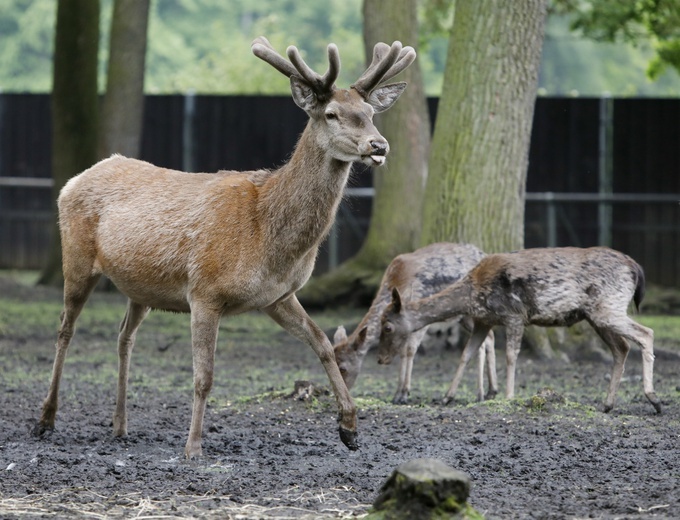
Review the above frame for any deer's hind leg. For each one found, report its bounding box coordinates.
[113,299,150,436]
[36,269,101,435]
[592,317,660,413]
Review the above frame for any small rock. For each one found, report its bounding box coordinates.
[288,380,328,401]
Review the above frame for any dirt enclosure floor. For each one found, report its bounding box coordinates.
[1,274,680,519]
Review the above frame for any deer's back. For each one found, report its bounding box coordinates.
[469,247,641,326]
[362,243,485,337]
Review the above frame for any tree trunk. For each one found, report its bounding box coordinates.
[421,0,548,254]
[98,0,150,159]
[298,0,430,308]
[38,0,100,286]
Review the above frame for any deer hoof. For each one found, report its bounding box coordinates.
[339,427,359,451]
[485,390,498,400]
[32,419,55,437]
[392,394,408,405]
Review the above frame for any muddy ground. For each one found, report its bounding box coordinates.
[1,274,679,519]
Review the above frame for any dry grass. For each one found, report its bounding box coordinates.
[0,487,371,519]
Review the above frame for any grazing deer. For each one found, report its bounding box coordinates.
[333,242,497,404]
[379,246,662,414]
[34,37,416,458]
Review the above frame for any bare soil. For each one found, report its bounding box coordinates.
[1,275,679,519]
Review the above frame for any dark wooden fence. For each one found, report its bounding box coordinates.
[1,94,678,287]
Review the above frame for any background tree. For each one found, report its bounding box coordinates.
[298,0,431,307]
[421,0,548,253]
[420,0,553,358]
[98,0,151,159]
[39,0,151,286]
[38,0,100,286]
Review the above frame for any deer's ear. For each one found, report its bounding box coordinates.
[290,75,318,111]
[367,82,407,113]
[333,325,347,345]
[391,287,403,313]
[354,326,368,350]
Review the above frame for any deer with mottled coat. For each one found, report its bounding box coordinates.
[34,37,416,458]
[379,246,661,414]
[334,242,497,404]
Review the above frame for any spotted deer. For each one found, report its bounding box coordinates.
[34,37,416,458]
[379,246,661,413]
[334,242,497,404]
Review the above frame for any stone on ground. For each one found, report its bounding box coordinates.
[367,458,482,519]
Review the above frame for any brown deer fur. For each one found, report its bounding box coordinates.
[379,246,661,414]
[333,243,497,404]
[35,37,416,458]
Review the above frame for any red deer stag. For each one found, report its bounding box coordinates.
[34,37,416,458]
[379,247,661,414]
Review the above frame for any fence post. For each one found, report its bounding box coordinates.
[183,89,196,172]
[545,192,557,247]
[598,95,613,246]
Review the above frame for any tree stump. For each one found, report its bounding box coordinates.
[368,458,481,519]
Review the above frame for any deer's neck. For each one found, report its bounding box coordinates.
[406,279,472,331]
[354,284,397,352]
[260,122,351,261]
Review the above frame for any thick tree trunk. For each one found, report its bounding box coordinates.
[38,0,100,286]
[421,1,551,357]
[421,0,548,254]
[98,0,150,159]
[299,0,430,308]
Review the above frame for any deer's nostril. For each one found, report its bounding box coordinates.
[371,141,388,154]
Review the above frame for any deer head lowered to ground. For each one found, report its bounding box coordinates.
[333,242,497,404]
[34,37,416,458]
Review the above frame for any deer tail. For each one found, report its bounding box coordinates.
[633,261,646,312]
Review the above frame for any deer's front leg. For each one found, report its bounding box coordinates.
[185,304,221,459]
[265,295,358,450]
[483,330,498,400]
[442,323,492,405]
[504,322,525,399]
[393,329,426,404]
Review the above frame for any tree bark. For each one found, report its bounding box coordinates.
[298,0,430,308]
[98,0,150,159]
[421,0,548,254]
[38,0,100,286]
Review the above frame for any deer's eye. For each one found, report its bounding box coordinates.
[383,323,393,334]
[325,111,338,120]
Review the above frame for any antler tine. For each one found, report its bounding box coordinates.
[320,43,340,92]
[251,36,298,78]
[380,46,416,84]
[351,41,405,98]
[287,43,340,95]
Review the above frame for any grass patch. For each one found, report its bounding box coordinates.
[636,315,680,347]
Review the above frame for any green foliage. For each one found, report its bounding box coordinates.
[553,0,680,81]
[0,1,57,91]
[540,13,680,95]
[637,315,680,346]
